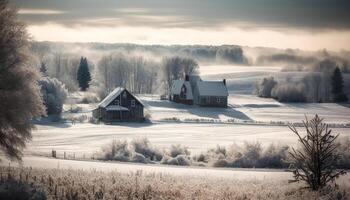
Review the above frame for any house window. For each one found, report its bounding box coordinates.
[123,91,127,98]
[206,96,210,103]
[131,100,135,107]
[115,99,120,105]
[217,97,221,103]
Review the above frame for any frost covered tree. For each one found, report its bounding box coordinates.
[77,57,91,91]
[331,67,348,102]
[163,56,198,93]
[288,115,346,190]
[255,77,277,98]
[0,1,45,160]
[39,77,68,115]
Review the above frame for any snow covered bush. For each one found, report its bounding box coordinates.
[271,82,307,102]
[100,140,131,161]
[131,138,163,161]
[169,144,190,158]
[255,77,277,98]
[39,77,68,115]
[131,152,147,163]
[161,154,191,166]
[195,142,289,168]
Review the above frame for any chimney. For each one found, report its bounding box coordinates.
[223,79,226,85]
[185,74,189,81]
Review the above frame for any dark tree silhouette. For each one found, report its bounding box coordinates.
[0,1,44,160]
[331,67,348,102]
[288,115,346,191]
[77,57,91,91]
[39,61,47,76]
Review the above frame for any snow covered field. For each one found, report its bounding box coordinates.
[2,156,291,181]
[23,65,350,157]
[6,64,347,175]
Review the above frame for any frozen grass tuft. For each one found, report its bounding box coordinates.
[1,166,349,200]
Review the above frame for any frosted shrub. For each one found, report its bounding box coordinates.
[258,144,289,168]
[255,77,277,98]
[169,144,190,158]
[131,138,163,161]
[100,140,131,161]
[161,155,191,166]
[39,77,68,115]
[271,82,307,102]
[131,153,147,163]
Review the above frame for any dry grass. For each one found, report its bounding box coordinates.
[0,166,349,200]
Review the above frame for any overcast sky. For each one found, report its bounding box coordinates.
[10,0,350,51]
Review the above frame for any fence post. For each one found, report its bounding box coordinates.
[52,150,56,158]
[64,152,66,159]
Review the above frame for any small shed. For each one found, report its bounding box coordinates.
[169,80,194,105]
[92,87,144,122]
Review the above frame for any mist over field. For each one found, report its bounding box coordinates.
[1,1,350,199]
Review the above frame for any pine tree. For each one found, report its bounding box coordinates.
[331,67,348,102]
[288,115,346,191]
[40,61,47,76]
[77,57,91,91]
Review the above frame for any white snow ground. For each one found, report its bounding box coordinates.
[3,64,349,176]
[1,156,291,181]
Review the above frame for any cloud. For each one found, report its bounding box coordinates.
[18,9,66,15]
[12,0,350,30]
[27,24,350,51]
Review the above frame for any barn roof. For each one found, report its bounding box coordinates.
[98,87,144,108]
[170,80,193,100]
[196,81,228,97]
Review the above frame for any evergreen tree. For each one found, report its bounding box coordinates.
[331,67,348,102]
[77,57,91,91]
[40,61,47,76]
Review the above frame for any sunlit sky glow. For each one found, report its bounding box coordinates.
[11,0,350,51]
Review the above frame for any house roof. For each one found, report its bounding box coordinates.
[98,87,144,108]
[170,80,193,100]
[98,87,124,108]
[170,80,184,95]
[106,105,129,111]
[196,81,228,97]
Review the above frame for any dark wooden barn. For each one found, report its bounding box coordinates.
[92,87,144,122]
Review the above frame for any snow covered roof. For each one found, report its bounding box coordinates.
[196,81,228,97]
[98,87,124,108]
[106,105,129,111]
[183,82,193,100]
[170,80,184,95]
[170,80,193,100]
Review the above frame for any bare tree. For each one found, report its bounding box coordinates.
[0,1,45,160]
[288,115,346,190]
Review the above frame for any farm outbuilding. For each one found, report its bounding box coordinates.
[93,87,144,122]
[169,80,194,105]
[170,75,228,107]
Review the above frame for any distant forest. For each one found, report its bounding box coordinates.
[29,42,350,97]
